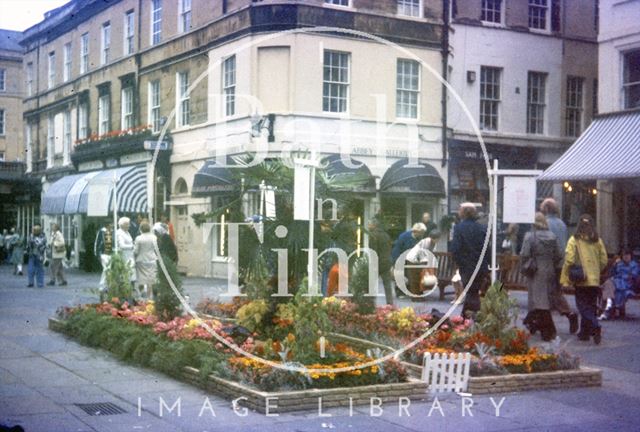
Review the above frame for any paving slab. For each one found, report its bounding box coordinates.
[1,265,640,432]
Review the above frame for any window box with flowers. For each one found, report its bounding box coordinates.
[71,125,172,165]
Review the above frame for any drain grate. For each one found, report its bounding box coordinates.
[74,402,127,416]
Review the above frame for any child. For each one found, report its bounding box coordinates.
[603,249,639,319]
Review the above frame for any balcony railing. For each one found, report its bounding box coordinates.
[71,125,172,165]
[0,161,26,181]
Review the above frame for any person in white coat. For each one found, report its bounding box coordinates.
[116,217,137,285]
[47,223,67,286]
[134,221,158,299]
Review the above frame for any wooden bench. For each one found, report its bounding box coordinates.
[433,252,525,298]
[434,252,457,300]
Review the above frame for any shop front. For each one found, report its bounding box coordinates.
[540,109,640,253]
[40,128,171,269]
[448,140,538,216]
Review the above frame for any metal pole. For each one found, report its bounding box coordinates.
[491,158,499,284]
[308,156,316,292]
[113,172,118,253]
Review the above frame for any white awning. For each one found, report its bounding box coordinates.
[41,165,148,215]
[540,110,640,181]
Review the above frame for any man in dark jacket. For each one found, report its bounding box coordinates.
[368,218,393,305]
[451,203,489,318]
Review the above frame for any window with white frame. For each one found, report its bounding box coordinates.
[80,33,89,74]
[0,68,5,91]
[481,0,503,24]
[151,0,162,45]
[565,76,584,137]
[149,80,161,132]
[222,55,236,117]
[0,152,4,161]
[98,94,110,135]
[48,51,56,88]
[0,109,4,135]
[63,43,72,82]
[121,87,134,129]
[623,49,640,109]
[47,116,54,167]
[527,71,547,134]
[63,110,71,165]
[592,79,598,117]
[528,0,549,30]
[124,10,135,55]
[26,62,33,96]
[78,103,88,139]
[179,0,192,33]
[398,0,421,17]
[177,71,190,127]
[324,0,350,6]
[101,22,111,65]
[323,50,350,113]
[25,124,32,172]
[396,59,420,119]
[479,66,501,131]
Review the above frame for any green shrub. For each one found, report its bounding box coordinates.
[105,253,132,301]
[475,282,519,343]
[349,256,376,315]
[155,254,183,320]
[61,309,228,380]
[291,280,333,364]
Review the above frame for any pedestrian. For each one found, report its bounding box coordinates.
[422,212,438,238]
[520,213,563,341]
[540,198,579,334]
[405,230,441,299]
[502,223,519,255]
[162,213,175,242]
[0,228,6,264]
[134,221,158,299]
[8,227,24,275]
[129,214,142,239]
[153,222,178,263]
[451,202,489,318]
[26,225,47,288]
[47,224,67,286]
[116,217,137,285]
[391,223,426,297]
[94,221,114,294]
[601,248,639,320]
[560,214,608,344]
[367,218,394,305]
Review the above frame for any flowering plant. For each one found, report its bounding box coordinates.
[74,125,152,146]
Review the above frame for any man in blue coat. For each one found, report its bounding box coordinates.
[451,203,489,318]
[391,223,426,297]
[392,223,426,264]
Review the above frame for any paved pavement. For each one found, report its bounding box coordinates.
[1,265,640,431]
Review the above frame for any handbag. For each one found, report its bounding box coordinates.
[568,239,586,283]
[520,231,538,277]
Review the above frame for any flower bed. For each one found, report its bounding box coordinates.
[321,297,581,377]
[53,299,410,393]
[49,299,429,413]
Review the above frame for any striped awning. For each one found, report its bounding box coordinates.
[540,110,640,181]
[41,165,148,215]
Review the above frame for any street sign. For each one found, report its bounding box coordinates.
[293,165,311,221]
[87,182,111,216]
[503,176,537,223]
[143,140,171,151]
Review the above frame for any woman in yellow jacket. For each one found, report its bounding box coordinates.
[560,214,608,344]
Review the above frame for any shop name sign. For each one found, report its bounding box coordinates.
[143,140,172,151]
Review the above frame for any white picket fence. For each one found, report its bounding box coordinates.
[421,352,472,394]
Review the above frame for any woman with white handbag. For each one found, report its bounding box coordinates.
[47,223,67,286]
